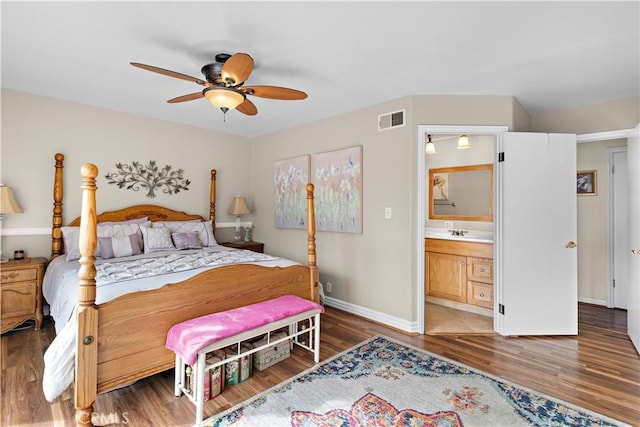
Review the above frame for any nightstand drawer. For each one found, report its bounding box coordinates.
[1,267,38,283]
[1,281,37,317]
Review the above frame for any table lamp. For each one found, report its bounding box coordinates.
[0,185,24,262]
[227,196,250,241]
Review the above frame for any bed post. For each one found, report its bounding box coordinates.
[306,183,320,303]
[210,169,217,232]
[51,153,65,259]
[75,164,99,427]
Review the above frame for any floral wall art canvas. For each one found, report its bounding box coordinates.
[274,155,310,229]
[314,146,363,233]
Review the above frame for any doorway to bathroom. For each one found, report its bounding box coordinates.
[418,126,580,337]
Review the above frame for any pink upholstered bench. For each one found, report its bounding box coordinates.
[167,295,324,424]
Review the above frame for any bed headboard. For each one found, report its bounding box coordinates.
[68,205,205,226]
[51,153,217,259]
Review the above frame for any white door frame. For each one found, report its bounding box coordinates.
[416,125,508,335]
[577,129,636,309]
[608,146,628,308]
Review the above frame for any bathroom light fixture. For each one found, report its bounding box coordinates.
[425,134,436,154]
[227,195,251,241]
[204,87,246,116]
[457,135,471,150]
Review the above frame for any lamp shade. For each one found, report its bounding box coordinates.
[425,134,436,154]
[227,196,250,216]
[0,186,23,214]
[204,87,246,111]
[457,135,471,150]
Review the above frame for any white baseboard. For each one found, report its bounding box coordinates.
[578,296,608,306]
[323,296,418,334]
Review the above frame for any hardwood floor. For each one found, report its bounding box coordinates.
[1,303,638,426]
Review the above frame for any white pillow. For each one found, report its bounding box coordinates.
[61,221,151,261]
[202,220,218,246]
[61,226,81,262]
[97,221,150,255]
[152,220,218,247]
[140,227,175,253]
[98,234,142,259]
[172,232,203,250]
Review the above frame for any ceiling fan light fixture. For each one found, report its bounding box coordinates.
[425,134,436,154]
[203,87,246,111]
[457,135,471,150]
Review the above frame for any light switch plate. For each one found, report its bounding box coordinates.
[384,207,392,219]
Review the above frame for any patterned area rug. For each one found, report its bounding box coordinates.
[203,335,628,427]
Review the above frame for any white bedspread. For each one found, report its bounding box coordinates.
[43,246,294,334]
[41,245,298,401]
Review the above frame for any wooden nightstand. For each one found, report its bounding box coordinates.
[220,241,264,253]
[1,257,47,334]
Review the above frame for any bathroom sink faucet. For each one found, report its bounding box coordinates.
[450,230,466,236]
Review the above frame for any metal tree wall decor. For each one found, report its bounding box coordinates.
[105,161,190,198]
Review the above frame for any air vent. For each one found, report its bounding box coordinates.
[378,109,406,131]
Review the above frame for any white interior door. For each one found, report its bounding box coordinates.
[496,132,577,336]
[612,150,629,309]
[627,124,640,352]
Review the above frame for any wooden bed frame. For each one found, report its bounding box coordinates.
[49,153,319,426]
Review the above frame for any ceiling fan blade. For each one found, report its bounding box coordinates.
[243,85,308,100]
[221,53,254,86]
[131,62,208,86]
[236,98,258,116]
[167,92,204,103]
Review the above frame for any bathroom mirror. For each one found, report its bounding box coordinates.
[428,163,493,222]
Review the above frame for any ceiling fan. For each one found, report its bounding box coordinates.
[131,53,307,118]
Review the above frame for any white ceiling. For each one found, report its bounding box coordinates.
[2,1,638,138]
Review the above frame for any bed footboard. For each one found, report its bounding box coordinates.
[96,264,313,392]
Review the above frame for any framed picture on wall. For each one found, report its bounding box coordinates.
[274,155,310,229]
[314,145,363,233]
[576,170,597,195]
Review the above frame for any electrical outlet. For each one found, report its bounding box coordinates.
[326,282,332,293]
[444,221,454,230]
[384,207,392,219]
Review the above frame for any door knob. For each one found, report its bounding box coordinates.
[565,241,577,248]
[632,249,640,255]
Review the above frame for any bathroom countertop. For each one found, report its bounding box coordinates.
[425,228,493,244]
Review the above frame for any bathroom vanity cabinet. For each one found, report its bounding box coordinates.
[425,238,493,309]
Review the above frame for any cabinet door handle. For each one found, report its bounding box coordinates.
[479,268,485,272]
[479,293,485,297]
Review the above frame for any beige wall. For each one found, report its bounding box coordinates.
[531,96,639,134]
[1,89,251,258]
[251,95,521,324]
[576,139,627,303]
